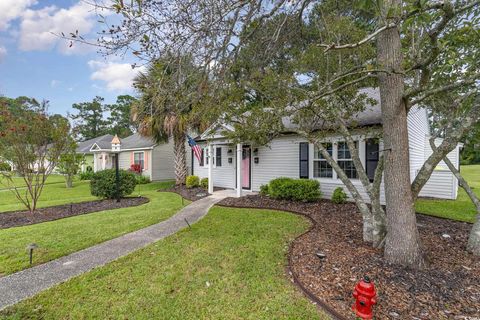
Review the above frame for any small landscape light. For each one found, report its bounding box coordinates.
[27,243,38,265]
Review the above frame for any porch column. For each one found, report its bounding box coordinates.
[208,143,214,194]
[102,152,106,170]
[236,143,242,197]
[93,154,97,172]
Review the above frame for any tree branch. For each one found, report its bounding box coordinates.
[319,23,397,52]
[408,72,480,106]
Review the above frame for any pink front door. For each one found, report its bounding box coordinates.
[242,147,251,189]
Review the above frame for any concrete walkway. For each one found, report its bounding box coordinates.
[0,190,234,310]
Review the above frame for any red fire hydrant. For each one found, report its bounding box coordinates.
[352,276,377,319]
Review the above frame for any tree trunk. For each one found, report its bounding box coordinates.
[377,1,425,268]
[313,140,375,243]
[339,124,387,246]
[66,174,73,188]
[434,143,480,255]
[469,218,480,256]
[173,133,188,185]
[370,156,387,248]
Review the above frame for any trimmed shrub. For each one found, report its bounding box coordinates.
[135,174,151,185]
[259,184,269,196]
[331,187,348,204]
[90,169,137,199]
[186,175,200,188]
[79,171,94,180]
[200,177,208,189]
[268,177,321,202]
[0,162,11,172]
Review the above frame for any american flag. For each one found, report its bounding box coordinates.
[187,135,202,164]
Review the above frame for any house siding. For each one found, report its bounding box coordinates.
[118,150,152,179]
[193,106,460,202]
[193,145,236,188]
[193,135,387,204]
[418,137,459,200]
[407,106,430,182]
[251,136,307,190]
[151,141,176,181]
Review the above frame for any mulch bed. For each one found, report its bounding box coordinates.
[218,195,480,320]
[0,197,149,229]
[160,185,224,201]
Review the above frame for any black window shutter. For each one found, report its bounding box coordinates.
[216,147,222,167]
[200,149,204,167]
[365,139,379,182]
[299,142,309,179]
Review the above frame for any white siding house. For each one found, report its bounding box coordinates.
[192,102,461,202]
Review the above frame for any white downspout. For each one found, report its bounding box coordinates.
[93,153,97,172]
[236,143,242,197]
[208,143,213,194]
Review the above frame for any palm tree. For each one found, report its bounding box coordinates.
[132,56,206,185]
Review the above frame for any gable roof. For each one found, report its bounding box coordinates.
[282,88,382,131]
[119,133,157,149]
[76,134,114,153]
[197,87,382,141]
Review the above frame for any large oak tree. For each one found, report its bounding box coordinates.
[69,0,480,268]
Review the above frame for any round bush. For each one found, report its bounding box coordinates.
[90,169,137,199]
[200,177,208,189]
[186,175,200,188]
[268,177,321,202]
[331,187,348,204]
[259,184,269,196]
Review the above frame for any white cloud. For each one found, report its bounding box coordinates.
[18,2,97,53]
[0,0,37,31]
[0,46,7,62]
[88,60,146,91]
[50,79,61,88]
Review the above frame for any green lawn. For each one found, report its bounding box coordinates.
[1,206,325,319]
[0,174,68,190]
[0,181,182,276]
[0,180,96,213]
[416,164,480,223]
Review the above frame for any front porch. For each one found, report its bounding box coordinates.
[203,142,254,198]
[92,152,116,172]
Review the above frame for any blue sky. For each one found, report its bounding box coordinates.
[0,0,143,116]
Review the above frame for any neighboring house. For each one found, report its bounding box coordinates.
[193,90,461,202]
[80,133,188,181]
[76,134,114,172]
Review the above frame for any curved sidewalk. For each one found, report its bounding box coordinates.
[0,190,234,310]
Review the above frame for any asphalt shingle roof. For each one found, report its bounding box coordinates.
[281,87,382,130]
[119,133,157,149]
[76,134,114,153]
[197,88,382,141]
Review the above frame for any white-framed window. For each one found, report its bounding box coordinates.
[337,141,358,179]
[134,152,145,170]
[215,147,222,167]
[313,143,333,178]
[204,148,209,165]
